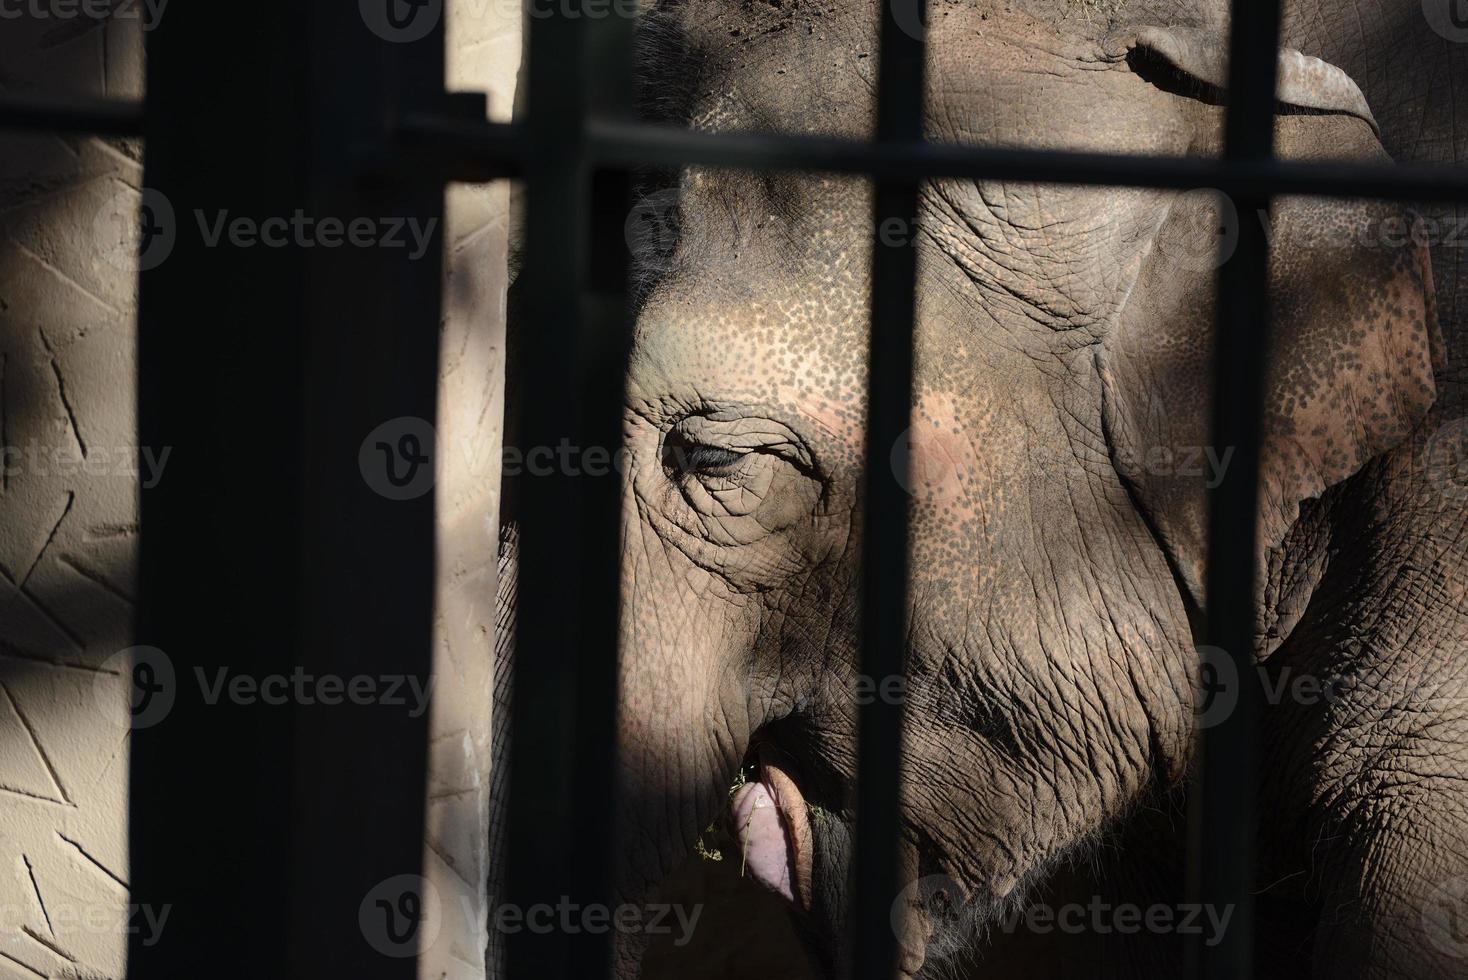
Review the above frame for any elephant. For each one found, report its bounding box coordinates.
[492,0,1468,977]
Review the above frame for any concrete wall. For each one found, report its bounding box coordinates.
[0,7,517,977]
[1,13,146,978]
[421,2,521,976]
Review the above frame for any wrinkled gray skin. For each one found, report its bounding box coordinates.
[493,1,1468,977]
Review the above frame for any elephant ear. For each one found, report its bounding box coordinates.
[1102,26,1380,135]
[1099,31,1442,609]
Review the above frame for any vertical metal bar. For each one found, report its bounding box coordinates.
[853,0,925,977]
[570,158,634,974]
[503,1,624,978]
[1190,2,1282,978]
[133,3,442,977]
[132,9,304,974]
[569,10,637,980]
[290,4,445,978]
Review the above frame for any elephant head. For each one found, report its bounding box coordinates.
[496,2,1441,976]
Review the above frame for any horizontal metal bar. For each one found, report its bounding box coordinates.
[393,114,524,181]
[399,113,1468,203]
[588,121,1468,201]
[2,92,1460,204]
[0,93,144,136]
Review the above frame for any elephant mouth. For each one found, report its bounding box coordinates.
[727,744,814,911]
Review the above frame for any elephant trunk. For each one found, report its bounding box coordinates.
[488,520,760,978]
[486,523,516,978]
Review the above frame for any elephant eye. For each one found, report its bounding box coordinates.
[651,412,823,529]
[661,428,748,480]
[672,443,745,477]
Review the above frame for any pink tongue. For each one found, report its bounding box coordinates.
[729,779,796,901]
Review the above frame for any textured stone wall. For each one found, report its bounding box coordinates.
[421,1,521,975]
[0,7,517,977]
[1,13,147,978]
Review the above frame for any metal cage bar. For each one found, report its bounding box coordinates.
[0,92,144,135]
[502,1,608,977]
[129,3,443,979]
[13,104,1468,202]
[1189,3,1283,978]
[852,0,926,977]
[389,114,1468,201]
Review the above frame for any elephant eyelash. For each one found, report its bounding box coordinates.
[661,430,749,479]
[680,445,746,475]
